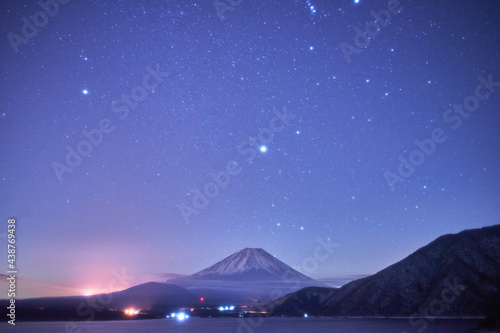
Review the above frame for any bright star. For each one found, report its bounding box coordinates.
[260,146,267,153]
[306,0,317,14]
[309,46,314,51]
[354,0,360,3]
[82,89,88,95]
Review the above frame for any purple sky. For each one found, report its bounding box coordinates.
[1,0,499,298]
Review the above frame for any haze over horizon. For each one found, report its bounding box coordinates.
[1,0,499,299]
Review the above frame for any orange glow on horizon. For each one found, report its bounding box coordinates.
[81,287,117,296]
[80,288,127,296]
[83,290,96,296]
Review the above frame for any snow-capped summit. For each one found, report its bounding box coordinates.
[190,247,314,281]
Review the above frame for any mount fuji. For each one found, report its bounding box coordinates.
[189,248,314,282]
[168,248,323,303]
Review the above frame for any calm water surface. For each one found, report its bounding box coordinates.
[0,317,483,333]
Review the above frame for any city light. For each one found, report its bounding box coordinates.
[168,312,189,321]
[218,305,235,311]
[124,308,139,316]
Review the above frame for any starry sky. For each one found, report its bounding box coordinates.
[1,0,499,298]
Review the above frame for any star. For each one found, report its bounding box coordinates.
[82,89,89,95]
[306,0,317,14]
[260,146,267,153]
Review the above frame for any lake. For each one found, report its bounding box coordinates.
[0,317,483,332]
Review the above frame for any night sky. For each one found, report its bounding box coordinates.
[1,0,499,298]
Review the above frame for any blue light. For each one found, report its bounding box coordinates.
[169,312,189,321]
[219,305,236,311]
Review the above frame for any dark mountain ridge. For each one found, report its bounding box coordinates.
[270,224,500,317]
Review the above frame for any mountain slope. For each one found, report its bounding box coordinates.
[107,282,198,308]
[190,248,314,282]
[269,286,338,316]
[270,224,500,317]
